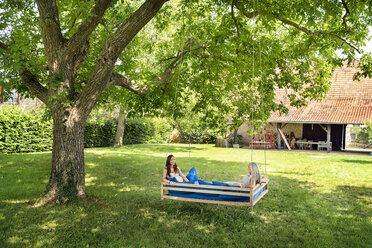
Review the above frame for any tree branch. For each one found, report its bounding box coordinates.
[65,0,113,58]
[0,41,9,51]
[109,48,186,95]
[109,72,141,94]
[0,41,48,104]
[77,0,168,116]
[19,70,49,105]
[231,0,240,37]
[36,0,64,71]
[234,3,361,53]
[341,0,350,31]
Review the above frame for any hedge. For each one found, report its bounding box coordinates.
[0,105,53,153]
[84,117,171,147]
[0,106,214,153]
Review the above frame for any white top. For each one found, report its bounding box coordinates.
[242,174,252,187]
[225,174,252,187]
[169,172,183,182]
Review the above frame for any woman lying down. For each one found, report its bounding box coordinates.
[163,155,263,188]
[224,162,261,188]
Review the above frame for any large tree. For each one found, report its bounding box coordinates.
[1,0,371,201]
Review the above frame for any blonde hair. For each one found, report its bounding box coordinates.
[249,162,261,184]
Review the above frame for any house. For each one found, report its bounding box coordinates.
[0,88,43,109]
[237,64,372,152]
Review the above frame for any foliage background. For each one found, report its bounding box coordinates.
[0,106,221,153]
[0,106,53,153]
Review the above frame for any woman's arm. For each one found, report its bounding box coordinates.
[250,176,256,187]
[243,176,255,188]
[178,168,189,182]
[162,168,169,183]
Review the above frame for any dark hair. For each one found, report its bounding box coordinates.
[165,155,178,177]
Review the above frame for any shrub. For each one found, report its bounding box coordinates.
[179,127,218,144]
[0,105,53,153]
[123,119,154,144]
[84,118,117,148]
[355,120,372,144]
[146,117,172,144]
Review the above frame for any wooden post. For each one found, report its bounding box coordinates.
[277,123,282,150]
[327,124,331,153]
[278,128,291,151]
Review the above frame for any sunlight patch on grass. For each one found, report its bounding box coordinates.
[259,215,273,224]
[91,227,101,233]
[8,236,23,244]
[40,220,58,231]
[85,174,97,186]
[3,199,29,204]
[35,238,53,248]
[86,162,99,168]
[194,224,213,234]
[118,185,144,192]
[139,208,155,219]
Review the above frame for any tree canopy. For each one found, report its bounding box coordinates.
[0,0,371,200]
[1,0,372,127]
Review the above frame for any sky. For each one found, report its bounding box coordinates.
[362,26,372,53]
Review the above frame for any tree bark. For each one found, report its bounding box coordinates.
[233,129,238,144]
[114,107,126,147]
[44,106,87,200]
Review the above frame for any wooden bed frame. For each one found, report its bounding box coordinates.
[161,177,269,208]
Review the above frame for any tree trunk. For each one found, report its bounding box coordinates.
[233,129,238,144]
[44,107,87,200]
[114,107,126,147]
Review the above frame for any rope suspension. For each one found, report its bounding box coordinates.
[250,0,256,163]
[166,16,187,157]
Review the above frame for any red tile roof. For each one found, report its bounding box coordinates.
[269,66,372,124]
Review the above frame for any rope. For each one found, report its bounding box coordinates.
[259,22,267,176]
[166,16,187,157]
[188,38,192,165]
[250,0,256,162]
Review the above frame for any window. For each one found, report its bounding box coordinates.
[350,133,356,140]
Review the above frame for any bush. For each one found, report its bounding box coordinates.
[179,127,218,144]
[355,120,372,144]
[0,105,53,153]
[123,118,171,144]
[146,117,172,144]
[84,117,171,147]
[123,119,154,145]
[84,118,117,148]
[0,106,174,153]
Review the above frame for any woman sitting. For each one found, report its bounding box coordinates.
[225,162,261,188]
[162,155,189,183]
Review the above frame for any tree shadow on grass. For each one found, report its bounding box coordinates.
[339,159,372,165]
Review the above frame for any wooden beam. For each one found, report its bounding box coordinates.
[277,123,282,149]
[319,124,327,132]
[278,128,291,150]
[327,124,331,153]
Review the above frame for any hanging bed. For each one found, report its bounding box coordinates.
[161,177,269,207]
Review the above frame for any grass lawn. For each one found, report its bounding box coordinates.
[0,144,371,248]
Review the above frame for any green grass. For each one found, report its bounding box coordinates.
[0,144,371,248]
